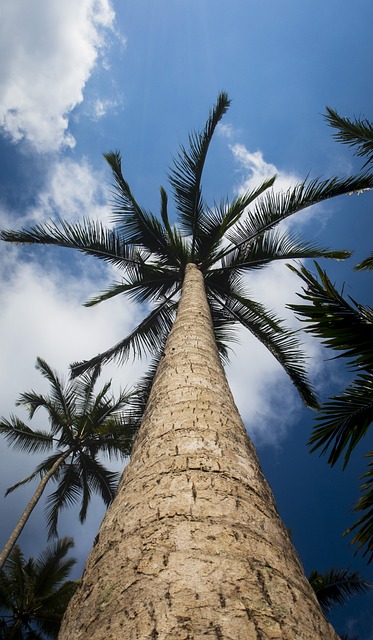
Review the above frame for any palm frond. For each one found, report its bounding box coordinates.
[225,174,373,255]
[288,262,373,373]
[5,451,70,496]
[84,264,179,308]
[197,176,276,266]
[105,151,176,261]
[209,288,318,408]
[169,92,230,257]
[0,218,146,276]
[71,297,178,377]
[0,539,77,638]
[78,453,119,519]
[355,251,373,271]
[218,232,350,275]
[309,567,371,614]
[45,463,82,538]
[70,366,102,417]
[325,107,373,168]
[0,417,53,455]
[346,452,373,563]
[91,416,138,458]
[309,374,373,468]
[34,537,76,596]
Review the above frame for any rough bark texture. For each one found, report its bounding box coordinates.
[59,263,339,639]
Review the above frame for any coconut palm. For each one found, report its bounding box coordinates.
[0,357,136,571]
[0,537,78,639]
[2,93,372,637]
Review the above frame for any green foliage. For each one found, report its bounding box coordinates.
[0,357,136,538]
[2,93,372,409]
[289,262,373,561]
[0,537,78,639]
[309,567,371,615]
[287,106,373,563]
[325,107,373,169]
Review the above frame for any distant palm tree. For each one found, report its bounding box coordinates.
[0,357,135,571]
[2,93,371,638]
[0,537,78,639]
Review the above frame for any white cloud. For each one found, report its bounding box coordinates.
[91,97,121,120]
[0,0,117,152]
[29,157,112,223]
[230,143,299,196]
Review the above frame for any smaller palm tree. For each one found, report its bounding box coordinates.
[0,537,78,639]
[0,357,136,570]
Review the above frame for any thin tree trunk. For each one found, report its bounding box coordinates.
[0,449,71,570]
[59,263,339,639]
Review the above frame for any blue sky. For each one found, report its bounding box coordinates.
[1,0,373,636]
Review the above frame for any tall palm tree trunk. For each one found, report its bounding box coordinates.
[0,449,71,571]
[58,263,338,639]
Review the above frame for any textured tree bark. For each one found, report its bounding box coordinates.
[58,263,339,639]
[0,449,71,571]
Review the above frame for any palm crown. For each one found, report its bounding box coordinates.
[0,537,78,639]
[0,357,135,538]
[2,93,373,409]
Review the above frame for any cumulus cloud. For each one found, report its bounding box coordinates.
[28,157,112,224]
[231,144,296,190]
[0,0,117,152]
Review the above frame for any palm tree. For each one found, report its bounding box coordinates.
[0,537,78,639]
[2,93,372,637]
[0,357,136,571]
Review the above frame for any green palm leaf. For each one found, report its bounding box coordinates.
[1,218,146,276]
[71,297,178,376]
[198,177,277,266]
[288,262,373,373]
[346,452,373,563]
[214,290,318,408]
[309,374,373,468]
[0,417,53,455]
[169,92,230,257]
[224,175,373,256]
[0,538,78,638]
[45,463,82,538]
[355,251,373,271]
[309,567,371,614]
[325,107,373,168]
